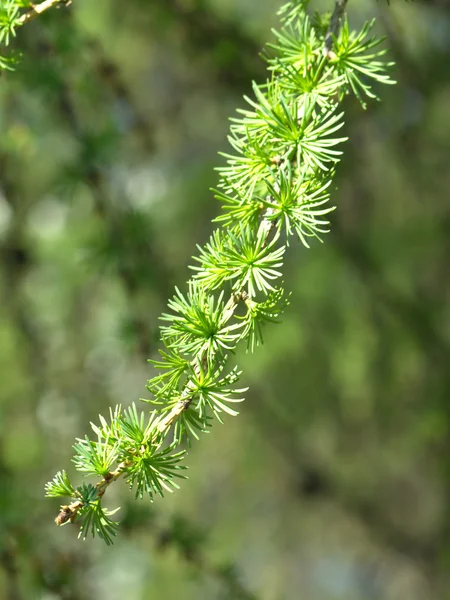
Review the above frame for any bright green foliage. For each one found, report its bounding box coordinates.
[76,484,120,546]
[192,227,285,295]
[160,285,242,361]
[44,0,394,544]
[239,287,291,352]
[45,470,76,498]
[122,443,187,501]
[331,18,396,107]
[72,435,120,477]
[186,361,247,421]
[0,0,24,70]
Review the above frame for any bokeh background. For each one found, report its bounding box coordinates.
[0,0,449,598]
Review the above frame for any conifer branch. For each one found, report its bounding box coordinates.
[45,0,395,544]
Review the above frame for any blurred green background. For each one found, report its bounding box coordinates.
[0,0,449,598]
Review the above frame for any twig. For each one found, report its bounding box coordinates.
[323,0,349,57]
[18,0,71,26]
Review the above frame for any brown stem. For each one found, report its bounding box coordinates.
[18,0,72,26]
[323,0,349,57]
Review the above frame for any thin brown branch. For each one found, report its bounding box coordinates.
[323,0,349,57]
[18,0,71,26]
